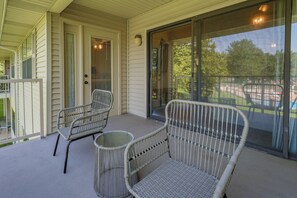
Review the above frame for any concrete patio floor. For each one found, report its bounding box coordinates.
[0,114,296,198]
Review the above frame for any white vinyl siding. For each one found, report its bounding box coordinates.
[10,14,48,136]
[50,13,61,133]
[127,0,245,117]
[49,4,128,133]
[61,3,128,113]
[35,15,47,134]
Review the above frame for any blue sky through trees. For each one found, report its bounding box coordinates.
[212,24,297,54]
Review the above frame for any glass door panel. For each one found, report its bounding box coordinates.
[64,33,76,108]
[289,0,297,155]
[83,26,119,115]
[150,23,192,119]
[91,38,111,92]
[199,1,285,151]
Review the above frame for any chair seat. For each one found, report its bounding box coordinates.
[58,126,102,140]
[57,127,72,140]
[132,159,218,198]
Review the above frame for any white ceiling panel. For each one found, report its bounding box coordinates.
[0,39,20,45]
[3,23,32,33]
[0,0,64,59]
[0,48,13,60]
[6,7,43,25]
[73,0,175,18]
[1,34,24,42]
[0,0,174,60]
[8,0,49,13]
[21,0,54,8]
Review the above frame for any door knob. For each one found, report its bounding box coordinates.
[84,81,88,84]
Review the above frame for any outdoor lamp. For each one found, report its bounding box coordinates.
[134,35,142,46]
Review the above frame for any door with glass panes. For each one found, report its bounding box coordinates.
[83,27,119,116]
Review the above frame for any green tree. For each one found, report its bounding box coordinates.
[172,39,229,99]
[173,43,192,98]
[0,61,4,76]
[261,53,277,76]
[226,39,266,76]
[291,52,297,76]
[201,39,228,98]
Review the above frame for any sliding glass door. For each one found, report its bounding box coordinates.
[198,1,285,151]
[148,0,297,157]
[289,0,297,156]
[150,23,192,119]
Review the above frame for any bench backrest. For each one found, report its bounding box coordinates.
[165,100,248,179]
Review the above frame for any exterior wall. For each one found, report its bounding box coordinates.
[50,13,60,133]
[35,15,47,134]
[49,4,127,133]
[127,0,246,117]
[10,15,47,137]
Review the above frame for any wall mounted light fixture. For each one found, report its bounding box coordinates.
[134,35,142,46]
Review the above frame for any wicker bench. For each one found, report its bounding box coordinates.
[124,99,248,198]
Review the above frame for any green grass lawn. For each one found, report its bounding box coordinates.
[0,142,12,148]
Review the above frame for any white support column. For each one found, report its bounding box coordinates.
[45,12,52,136]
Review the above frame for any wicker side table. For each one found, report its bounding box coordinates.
[94,131,134,198]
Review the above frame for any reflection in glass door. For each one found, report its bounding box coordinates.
[289,0,297,156]
[149,0,291,153]
[91,38,111,92]
[150,23,192,119]
[199,1,285,151]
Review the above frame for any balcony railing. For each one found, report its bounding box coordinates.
[0,78,44,146]
[174,75,297,110]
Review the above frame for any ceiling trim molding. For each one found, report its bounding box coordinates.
[0,0,7,41]
[50,0,73,13]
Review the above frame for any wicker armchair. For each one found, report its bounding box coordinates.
[53,89,113,173]
[124,99,248,198]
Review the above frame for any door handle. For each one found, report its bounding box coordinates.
[84,81,88,84]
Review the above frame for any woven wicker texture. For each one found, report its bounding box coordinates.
[54,89,113,173]
[125,100,249,198]
[57,89,113,140]
[133,159,218,198]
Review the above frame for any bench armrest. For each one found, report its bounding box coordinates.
[124,126,169,196]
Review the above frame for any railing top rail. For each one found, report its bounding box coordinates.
[205,75,281,78]
[0,79,43,83]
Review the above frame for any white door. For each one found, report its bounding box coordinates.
[83,26,120,116]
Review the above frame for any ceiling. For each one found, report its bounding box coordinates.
[0,0,175,61]
[0,0,73,61]
[73,0,175,19]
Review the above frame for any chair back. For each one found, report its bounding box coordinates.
[91,89,113,111]
[164,100,248,179]
[243,83,283,109]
